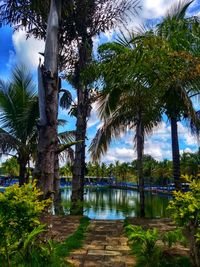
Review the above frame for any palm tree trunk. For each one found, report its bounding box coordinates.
[34,0,61,198]
[136,114,145,217]
[171,117,181,190]
[54,151,63,214]
[70,37,92,215]
[19,160,27,186]
[71,87,88,215]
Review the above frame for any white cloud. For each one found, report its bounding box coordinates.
[141,0,178,18]
[0,154,12,164]
[120,0,181,33]
[102,147,136,163]
[180,147,195,154]
[87,102,100,129]
[9,30,45,70]
[94,119,199,163]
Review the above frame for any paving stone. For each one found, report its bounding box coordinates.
[67,258,84,267]
[106,245,130,251]
[84,244,105,250]
[66,220,136,266]
[83,260,103,267]
[70,249,87,255]
[91,240,109,246]
[83,255,105,261]
[88,249,122,256]
[70,254,86,260]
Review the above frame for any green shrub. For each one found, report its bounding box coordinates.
[0,182,51,266]
[124,222,190,267]
[168,176,200,267]
[162,228,187,248]
[125,224,161,267]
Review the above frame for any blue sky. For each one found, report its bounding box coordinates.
[0,0,200,163]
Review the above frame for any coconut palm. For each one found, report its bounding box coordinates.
[0,66,38,185]
[0,66,76,189]
[89,39,163,217]
[0,0,141,211]
[156,0,200,189]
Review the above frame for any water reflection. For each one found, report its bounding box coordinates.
[61,187,171,220]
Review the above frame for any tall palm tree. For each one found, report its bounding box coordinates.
[0,0,140,211]
[156,0,200,189]
[0,66,38,185]
[0,66,76,191]
[89,40,162,217]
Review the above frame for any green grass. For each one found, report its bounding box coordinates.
[49,216,90,267]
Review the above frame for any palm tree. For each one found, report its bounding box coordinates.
[0,0,140,211]
[181,151,200,177]
[1,157,19,178]
[156,0,200,189]
[89,40,162,217]
[0,66,38,185]
[0,66,76,192]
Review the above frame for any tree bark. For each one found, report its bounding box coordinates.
[19,159,27,186]
[54,151,63,214]
[136,113,145,218]
[70,37,93,215]
[186,221,200,267]
[71,86,88,215]
[171,117,182,191]
[34,0,61,198]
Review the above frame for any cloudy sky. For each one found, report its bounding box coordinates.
[0,0,200,163]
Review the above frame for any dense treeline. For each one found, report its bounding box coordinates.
[58,149,200,185]
[1,148,199,185]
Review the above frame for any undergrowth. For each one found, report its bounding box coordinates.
[124,219,190,267]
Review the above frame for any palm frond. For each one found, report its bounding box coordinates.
[0,128,19,154]
[59,146,74,163]
[166,0,194,20]
[58,130,76,144]
[60,90,72,110]
[89,109,132,161]
[0,66,38,161]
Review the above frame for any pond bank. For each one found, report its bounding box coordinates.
[110,185,172,195]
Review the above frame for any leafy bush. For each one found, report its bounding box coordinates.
[124,224,161,267]
[168,176,200,267]
[124,221,190,267]
[0,182,51,266]
[162,228,187,248]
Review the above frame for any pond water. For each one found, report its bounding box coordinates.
[61,187,171,220]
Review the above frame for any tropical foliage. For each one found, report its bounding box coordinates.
[1,157,19,178]
[168,176,200,266]
[89,0,200,204]
[0,66,38,185]
[124,221,190,267]
[0,182,51,266]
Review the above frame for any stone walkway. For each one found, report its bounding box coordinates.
[67,220,136,267]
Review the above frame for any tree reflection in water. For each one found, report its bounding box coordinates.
[61,188,170,219]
